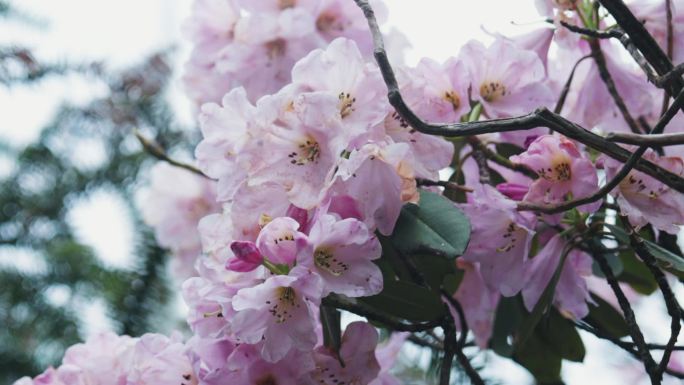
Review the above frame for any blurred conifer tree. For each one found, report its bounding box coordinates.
[0,2,194,381]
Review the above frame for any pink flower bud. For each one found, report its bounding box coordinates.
[227,241,262,272]
[496,183,529,201]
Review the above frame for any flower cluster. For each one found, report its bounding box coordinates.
[14,333,197,385]
[182,0,399,105]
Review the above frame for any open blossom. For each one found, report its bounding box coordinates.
[461,38,554,119]
[140,162,219,280]
[603,150,684,233]
[310,322,381,385]
[453,260,500,347]
[402,57,470,123]
[14,333,196,385]
[522,233,593,319]
[511,134,600,212]
[230,267,322,362]
[183,0,399,104]
[368,332,408,385]
[327,142,407,235]
[290,37,388,147]
[460,185,535,296]
[298,213,382,297]
[220,342,315,385]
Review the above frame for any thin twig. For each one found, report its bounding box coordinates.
[134,130,211,179]
[555,54,593,114]
[469,136,538,179]
[622,217,682,375]
[589,38,642,134]
[468,137,492,185]
[440,319,457,385]
[576,321,684,379]
[662,0,675,115]
[557,19,623,39]
[607,131,684,146]
[322,293,442,332]
[416,178,474,192]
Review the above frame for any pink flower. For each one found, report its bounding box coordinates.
[496,182,529,201]
[522,234,592,319]
[310,322,381,385]
[403,57,470,123]
[368,332,408,385]
[511,135,600,212]
[230,267,322,362]
[460,185,535,296]
[186,336,236,385]
[140,162,219,280]
[327,142,407,235]
[196,87,260,201]
[230,181,293,241]
[182,0,240,105]
[126,333,197,385]
[461,39,554,119]
[223,343,315,385]
[298,213,382,297]
[453,260,500,348]
[290,38,388,148]
[256,216,307,266]
[62,332,135,385]
[603,150,684,233]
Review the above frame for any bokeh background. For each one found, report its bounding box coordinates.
[2,1,674,384]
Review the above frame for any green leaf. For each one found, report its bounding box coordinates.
[410,253,457,291]
[359,280,444,322]
[390,189,470,259]
[643,240,684,272]
[490,296,526,357]
[618,250,658,295]
[607,224,684,273]
[538,309,585,362]
[584,293,630,339]
[514,331,563,384]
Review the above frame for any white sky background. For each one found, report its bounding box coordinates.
[1,1,681,384]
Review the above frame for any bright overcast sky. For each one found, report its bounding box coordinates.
[1,1,674,384]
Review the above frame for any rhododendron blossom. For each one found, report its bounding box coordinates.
[512,134,600,211]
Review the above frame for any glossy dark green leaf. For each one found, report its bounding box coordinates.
[538,309,585,362]
[490,296,526,357]
[411,253,457,291]
[584,293,630,339]
[514,331,563,384]
[359,280,444,322]
[390,189,470,259]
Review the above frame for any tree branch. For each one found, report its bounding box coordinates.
[592,252,661,384]
[322,293,442,332]
[607,131,684,146]
[134,130,211,179]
